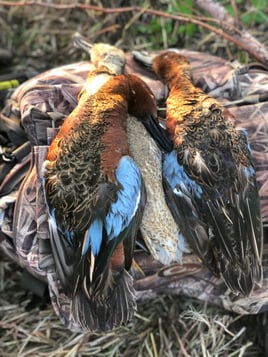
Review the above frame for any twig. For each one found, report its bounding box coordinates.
[230,0,240,27]
[194,0,268,65]
[0,1,268,65]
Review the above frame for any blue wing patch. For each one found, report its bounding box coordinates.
[43,156,142,262]
[105,156,142,240]
[163,150,203,198]
[83,218,103,256]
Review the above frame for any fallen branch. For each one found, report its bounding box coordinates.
[195,0,268,66]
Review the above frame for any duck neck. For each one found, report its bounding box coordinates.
[165,75,212,145]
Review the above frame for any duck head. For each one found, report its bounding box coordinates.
[153,51,192,86]
[73,32,126,75]
[91,43,126,74]
[133,50,192,84]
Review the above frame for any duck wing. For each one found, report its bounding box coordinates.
[163,150,217,270]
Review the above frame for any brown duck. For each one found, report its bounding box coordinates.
[151,51,263,296]
[42,42,160,331]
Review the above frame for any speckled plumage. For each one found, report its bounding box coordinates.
[153,51,263,296]
[43,43,158,331]
[127,116,188,265]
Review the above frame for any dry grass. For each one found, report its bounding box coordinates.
[0,1,267,356]
[0,254,265,356]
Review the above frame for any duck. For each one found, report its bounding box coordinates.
[143,50,263,296]
[42,40,161,331]
[127,115,188,264]
[73,32,187,265]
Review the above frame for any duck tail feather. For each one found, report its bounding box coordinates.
[71,269,136,332]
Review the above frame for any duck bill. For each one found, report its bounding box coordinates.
[72,32,92,55]
[143,115,173,152]
[132,51,154,70]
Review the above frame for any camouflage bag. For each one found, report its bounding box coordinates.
[0,50,268,331]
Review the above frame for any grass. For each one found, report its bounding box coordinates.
[0,256,264,356]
